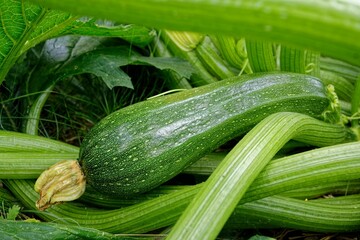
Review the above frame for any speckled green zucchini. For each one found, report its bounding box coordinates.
[79,72,336,196]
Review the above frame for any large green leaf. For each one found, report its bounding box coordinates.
[34,44,194,89]
[57,46,136,89]
[0,0,66,83]
[27,35,113,92]
[0,0,154,85]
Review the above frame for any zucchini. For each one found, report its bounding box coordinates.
[80,72,334,195]
[35,72,338,209]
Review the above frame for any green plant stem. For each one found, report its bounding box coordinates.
[211,36,250,74]
[2,140,360,204]
[160,31,217,86]
[320,70,354,102]
[183,152,228,175]
[80,185,187,208]
[24,85,54,136]
[194,36,235,79]
[280,46,305,73]
[320,57,360,83]
[3,113,358,234]
[0,130,78,153]
[167,112,351,240]
[0,152,77,179]
[311,193,360,205]
[279,180,360,199]
[305,51,320,77]
[246,40,276,72]
[227,195,360,232]
[351,75,360,129]
[79,178,360,209]
[29,0,360,66]
[4,179,360,233]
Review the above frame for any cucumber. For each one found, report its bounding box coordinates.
[78,72,335,196]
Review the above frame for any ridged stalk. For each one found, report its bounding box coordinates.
[194,36,236,79]
[0,130,78,153]
[4,139,360,233]
[351,75,360,135]
[320,57,360,83]
[160,30,217,86]
[211,36,251,74]
[3,140,360,206]
[0,152,77,179]
[29,0,360,66]
[24,85,54,136]
[280,48,320,77]
[227,195,360,232]
[279,180,360,199]
[246,40,276,72]
[167,112,352,240]
[320,70,354,102]
[3,113,358,234]
[305,51,320,77]
[280,46,306,73]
